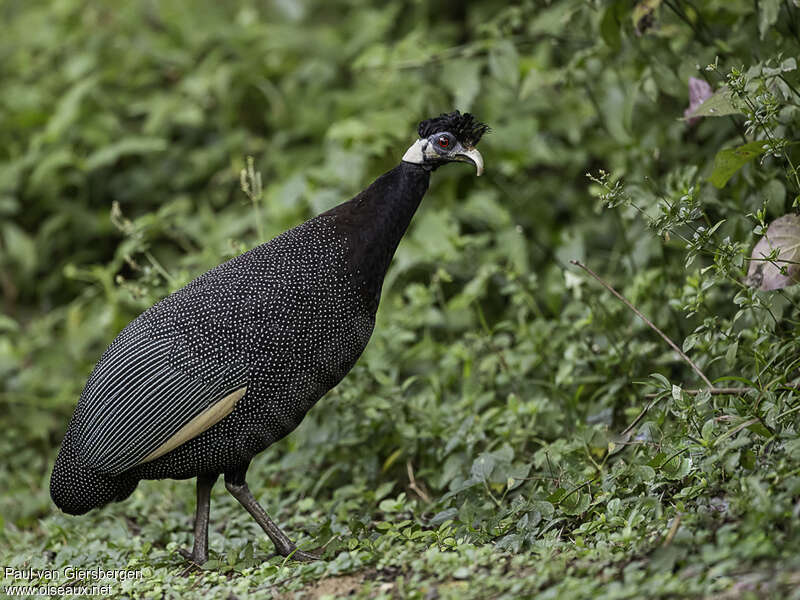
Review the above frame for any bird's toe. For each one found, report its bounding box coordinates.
[282,547,322,562]
[177,547,207,565]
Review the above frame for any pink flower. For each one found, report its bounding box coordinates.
[684,77,713,125]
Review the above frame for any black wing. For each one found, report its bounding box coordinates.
[73,327,248,476]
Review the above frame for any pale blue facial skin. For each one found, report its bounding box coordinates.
[404,132,484,175]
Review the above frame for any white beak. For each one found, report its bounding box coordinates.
[455,147,484,176]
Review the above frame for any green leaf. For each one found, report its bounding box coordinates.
[1,223,37,276]
[661,456,692,480]
[702,419,715,441]
[650,373,671,390]
[547,487,567,504]
[725,340,738,367]
[746,422,772,438]
[374,481,395,501]
[600,4,621,51]
[0,314,19,333]
[488,40,519,89]
[685,87,741,119]
[43,76,98,140]
[709,141,769,188]
[85,137,167,171]
[441,59,482,111]
[382,447,403,472]
[759,0,781,39]
[471,453,496,481]
[532,500,555,519]
[560,491,591,516]
[633,465,656,483]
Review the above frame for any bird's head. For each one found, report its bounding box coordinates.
[402,111,489,176]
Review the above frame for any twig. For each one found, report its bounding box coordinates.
[713,417,761,446]
[644,387,747,398]
[644,385,800,398]
[559,476,599,504]
[406,460,431,503]
[619,394,665,438]
[610,392,670,456]
[570,260,713,388]
[319,535,342,550]
[663,514,682,547]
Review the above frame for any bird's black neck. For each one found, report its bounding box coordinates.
[324,161,431,307]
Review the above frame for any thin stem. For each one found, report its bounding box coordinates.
[782,0,800,45]
[570,259,713,388]
[644,384,800,398]
[559,476,599,504]
[737,91,800,194]
[144,250,174,283]
[713,417,762,446]
[779,73,800,100]
[406,460,431,503]
[663,0,708,43]
[663,514,682,547]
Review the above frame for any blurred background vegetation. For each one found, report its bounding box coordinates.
[2,0,800,597]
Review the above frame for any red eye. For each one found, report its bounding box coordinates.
[438,136,450,148]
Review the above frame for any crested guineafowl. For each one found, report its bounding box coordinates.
[50,111,489,563]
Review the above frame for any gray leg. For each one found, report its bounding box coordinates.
[179,473,217,565]
[224,471,319,562]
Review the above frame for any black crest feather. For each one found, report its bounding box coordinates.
[418,111,489,147]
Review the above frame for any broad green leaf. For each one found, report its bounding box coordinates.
[2,222,37,276]
[633,465,656,483]
[600,4,621,51]
[547,487,567,504]
[561,491,591,515]
[488,40,519,89]
[650,373,671,390]
[43,76,98,140]
[725,340,738,367]
[684,87,740,119]
[0,314,19,333]
[471,453,496,481]
[441,59,482,111]
[708,141,769,188]
[702,419,715,441]
[532,500,555,519]
[661,456,692,480]
[747,422,772,438]
[85,137,167,171]
[759,0,781,39]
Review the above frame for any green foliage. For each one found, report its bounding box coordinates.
[2,0,800,598]
[709,141,770,188]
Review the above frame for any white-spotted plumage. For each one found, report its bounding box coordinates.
[49,113,487,559]
[51,214,375,514]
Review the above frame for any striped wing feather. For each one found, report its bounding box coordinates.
[74,329,248,476]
